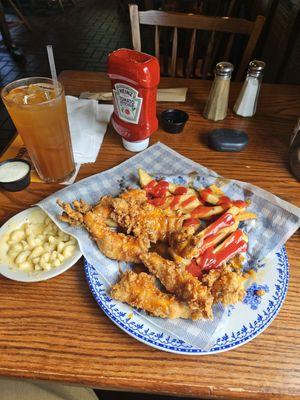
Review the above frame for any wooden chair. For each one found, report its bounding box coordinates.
[129,4,265,80]
[2,0,33,31]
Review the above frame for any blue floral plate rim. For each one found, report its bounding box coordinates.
[84,246,289,354]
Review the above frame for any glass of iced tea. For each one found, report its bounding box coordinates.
[1,77,75,183]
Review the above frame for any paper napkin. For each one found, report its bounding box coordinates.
[66,96,113,164]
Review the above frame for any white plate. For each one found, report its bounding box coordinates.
[84,247,289,354]
[0,206,82,282]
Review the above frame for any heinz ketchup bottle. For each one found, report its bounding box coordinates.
[108,49,160,152]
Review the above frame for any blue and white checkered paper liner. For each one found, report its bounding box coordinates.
[38,142,300,350]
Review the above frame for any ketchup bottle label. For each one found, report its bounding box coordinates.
[113,83,143,125]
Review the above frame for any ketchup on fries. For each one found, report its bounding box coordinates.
[138,168,256,278]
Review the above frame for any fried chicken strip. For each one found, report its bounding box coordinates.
[111,270,201,320]
[58,189,184,247]
[202,264,246,306]
[58,197,150,262]
[140,252,213,318]
[111,194,184,242]
[95,230,149,263]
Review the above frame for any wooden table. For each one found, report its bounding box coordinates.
[0,71,299,400]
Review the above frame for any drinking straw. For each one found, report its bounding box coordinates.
[46,45,59,95]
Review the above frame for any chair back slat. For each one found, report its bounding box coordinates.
[129,4,141,51]
[202,31,216,79]
[186,29,196,78]
[223,33,235,60]
[155,25,160,60]
[236,15,265,80]
[170,27,178,77]
[227,0,237,16]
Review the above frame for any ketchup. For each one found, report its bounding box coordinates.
[174,186,188,195]
[197,230,247,271]
[148,197,166,206]
[145,180,169,198]
[191,204,230,218]
[233,200,247,208]
[217,196,231,205]
[169,195,181,209]
[107,49,160,151]
[151,181,169,198]
[145,180,157,193]
[186,260,202,278]
[183,218,199,227]
[204,212,235,237]
[181,196,197,207]
[200,188,213,202]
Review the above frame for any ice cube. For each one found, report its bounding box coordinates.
[5,87,27,105]
[5,84,55,105]
[28,84,55,102]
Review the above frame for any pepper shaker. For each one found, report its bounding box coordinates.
[203,62,234,122]
[233,60,266,117]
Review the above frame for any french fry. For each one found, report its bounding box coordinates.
[214,230,248,253]
[182,220,239,264]
[210,184,224,195]
[182,218,201,229]
[159,194,201,213]
[199,184,225,204]
[200,198,247,219]
[180,196,201,212]
[196,206,240,240]
[197,230,248,270]
[186,204,228,219]
[236,212,257,221]
[198,221,239,255]
[179,207,242,258]
[138,168,154,187]
[199,189,220,205]
[169,183,198,196]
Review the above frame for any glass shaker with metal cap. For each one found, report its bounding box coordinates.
[233,60,266,117]
[203,61,234,122]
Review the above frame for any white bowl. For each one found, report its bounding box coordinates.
[0,206,82,282]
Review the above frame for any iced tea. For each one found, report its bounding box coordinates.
[1,77,75,183]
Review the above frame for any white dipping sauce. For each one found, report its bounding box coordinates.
[0,161,30,182]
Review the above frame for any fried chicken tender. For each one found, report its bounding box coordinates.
[95,230,149,263]
[119,188,148,203]
[140,252,213,318]
[111,270,200,320]
[202,264,246,305]
[58,196,150,262]
[111,195,184,242]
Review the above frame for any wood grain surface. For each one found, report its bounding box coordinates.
[0,71,299,400]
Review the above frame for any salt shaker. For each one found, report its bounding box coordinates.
[203,62,234,122]
[233,60,266,117]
